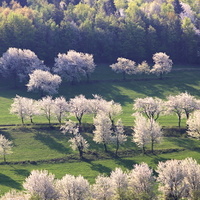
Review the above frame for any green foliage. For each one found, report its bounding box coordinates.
[0,0,200,64]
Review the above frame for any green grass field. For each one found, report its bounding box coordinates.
[1,63,200,195]
[0,64,200,126]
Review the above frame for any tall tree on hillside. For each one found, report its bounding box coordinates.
[110,57,137,80]
[61,120,89,159]
[0,134,13,162]
[187,110,200,139]
[68,94,90,129]
[38,96,54,125]
[133,97,164,121]
[133,114,163,154]
[53,50,96,83]
[53,96,69,124]
[27,70,62,96]
[156,159,187,200]
[23,170,59,200]
[93,112,113,152]
[55,174,90,199]
[10,95,39,124]
[128,163,156,200]
[151,52,173,80]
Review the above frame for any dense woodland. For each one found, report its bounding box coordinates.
[0,0,200,64]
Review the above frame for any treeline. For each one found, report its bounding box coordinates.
[0,0,200,64]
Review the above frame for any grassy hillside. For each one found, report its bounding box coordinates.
[0,64,200,126]
[1,64,200,195]
[1,126,200,195]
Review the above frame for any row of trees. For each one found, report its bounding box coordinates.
[0,0,199,64]
[9,92,200,157]
[10,92,200,128]
[0,48,173,90]
[2,157,200,200]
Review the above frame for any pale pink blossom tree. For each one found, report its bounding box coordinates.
[133,114,163,153]
[178,92,199,119]
[55,174,90,200]
[53,96,69,124]
[151,52,173,79]
[68,94,90,129]
[53,50,96,83]
[187,110,200,139]
[156,159,187,200]
[128,162,156,199]
[133,96,164,121]
[38,96,55,125]
[0,134,13,162]
[110,57,137,80]
[10,95,39,124]
[111,119,127,156]
[109,168,128,200]
[61,120,89,159]
[166,95,185,128]
[91,175,113,200]
[182,157,200,199]
[93,112,113,152]
[27,70,62,96]
[0,47,47,87]
[23,170,59,200]
[0,190,30,200]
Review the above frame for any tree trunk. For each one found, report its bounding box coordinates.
[30,116,33,124]
[178,114,181,128]
[151,139,154,154]
[104,143,108,152]
[21,117,25,126]
[115,139,119,156]
[142,145,146,155]
[3,154,6,163]
[78,148,83,159]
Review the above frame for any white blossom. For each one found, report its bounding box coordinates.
[0,134,13,162]
[128,163,155,199]
[110,57,137,80]
[187,110,200,139]
[68,95,90,127]
[23,170,59,200]
[38,96,55,124]
[133,96,164,121]
[156,159,187,200]
[93,112,113,152]
[56,174,90,200]
[27,70,62,95]
[0,189,30,200]
[151,52,173,79]
[109,168,128,199]
[111,119,127,156]
[10,95,39,124]
[53,50,95,83]
[0,48,47,85]
[53,96,69,124]
[92,175,113,200]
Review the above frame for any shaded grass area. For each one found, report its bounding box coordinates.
[1,127,200,195]
[0,64,200,126]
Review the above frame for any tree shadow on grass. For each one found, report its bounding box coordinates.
[0,173,22,190]
[90,163,112,175]
[13,169,30,177]
[34,133,70,154]
[166,137,200,152]
[114,157,137,170]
